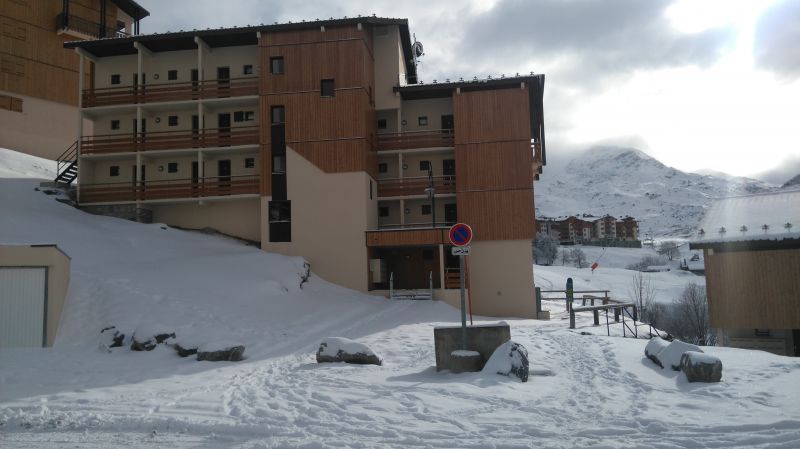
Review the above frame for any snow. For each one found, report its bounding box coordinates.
[683,350,721,365]
[658,340,703,371]
[317,337,376,358]
[481,341,519,374]
[2,147,800,447]
[451,349,480,357]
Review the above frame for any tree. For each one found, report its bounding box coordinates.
[629,271,656,322]
[533,234,559,265]
[571,248,588,268]
[669,283,714,345]
[560,247,572,266]
[657,240,681,261]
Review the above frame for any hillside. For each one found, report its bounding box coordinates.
[783,173,800,189]
[535,147,776,237]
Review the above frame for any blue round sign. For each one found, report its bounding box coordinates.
[449,223,473,246]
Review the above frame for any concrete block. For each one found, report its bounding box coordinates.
[434,323,511,372]
[537,311,551,320]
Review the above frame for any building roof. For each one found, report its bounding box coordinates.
[110,0,150,20]
[689,189,800,250]
[63,16,417,82]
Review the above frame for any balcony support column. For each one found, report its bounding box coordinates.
[76,50,84,203]
[195,36,210,82]
[400,199,405,226]
[397,153,403,179]
[438,243,445,293]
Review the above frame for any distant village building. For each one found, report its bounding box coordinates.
[537,214,640,247]
[689,190,800,357]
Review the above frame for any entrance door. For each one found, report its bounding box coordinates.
[218,113,231,147]
[191,69,199,98]
[443,159,455,187]
[441,114,454,133]
[794,330,800,356]
[444,203,457,225]
[0,268,46,347]
[192,115,200,147]
[217,66,230,97]
[218,159,231,194]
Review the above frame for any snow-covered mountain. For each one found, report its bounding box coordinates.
[782,173,800,189]
[535,146,776,237]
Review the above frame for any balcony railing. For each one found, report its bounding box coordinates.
[57,13,129,40]
[81,126,259,155]
[377,176,456,197]
[82,77,259,108]
[80,175,259,204]
[377,129,454,151]
[366,227,450,247]
[377,222,456,231]
[445,268,461,289]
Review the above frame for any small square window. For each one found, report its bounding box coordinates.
[378,163,388,173]
[167,70,178,80]
[109,165,120,177]
[244,111,255,121]
[418,116,428,126]
[271,106,285,124]
[420,160,431,171]
[110,74,121,85]
[270,57,284,75]
[243,64,253,75]
[272,155,286,173]
[167,162,178,173]
[168,115,178,126]
[111,119,120,130]
[421,204,432,215]
[378,206,389,217]
[377,118,387,130]
[234,111,245,122]
[321,79,335,97]
[245,157,255,168]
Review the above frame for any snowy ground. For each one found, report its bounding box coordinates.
[2,148,800,448]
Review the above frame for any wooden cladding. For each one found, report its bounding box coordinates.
[80,175,260,204]
[81,127,259,155]
[0,93,23,112]
[455,141,533,191]
[453,87,531,144]
[457,190,534,241]
[704,248,800,329]
[82,77,258,107]
[366,228,449,247]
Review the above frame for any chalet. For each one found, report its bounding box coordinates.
[689,190,800,356]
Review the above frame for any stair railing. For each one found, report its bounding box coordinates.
[55,140,79,181]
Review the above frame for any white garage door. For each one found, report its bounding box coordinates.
[0,267,46,348]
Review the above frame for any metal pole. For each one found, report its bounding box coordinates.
[535,286,542,314]
[460,254,467,350]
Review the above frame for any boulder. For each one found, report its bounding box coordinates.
[174,344,198,358]
[196,342,245,362]
[99,326,126,350]
[644,337,671,368]
[316,337,382,366]
[680,351,722,382]
[659,340,702,371]
[482,341,530,382]
[130,330,176,351]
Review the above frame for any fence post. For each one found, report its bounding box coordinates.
[614,307,620,322]
[632,306,638,321]
[535,287,542,314]
[569,308,576,329]
[593,309,600,326]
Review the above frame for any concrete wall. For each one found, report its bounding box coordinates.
[0,245,71,346]
[468,239,536,318]
[150,197,261,242]
[94,54,138,89]
[377,198,456,228]
[202,45,259,80]
[373,25,403,110]
[401,98,453,132]
[262,146,377,292]
[84,151,259,184]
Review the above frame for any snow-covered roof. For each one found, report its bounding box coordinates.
[690,189,800,246]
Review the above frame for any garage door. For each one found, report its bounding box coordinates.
[0,267,46,348]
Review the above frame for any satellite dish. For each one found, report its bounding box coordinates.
[413,41,424,58]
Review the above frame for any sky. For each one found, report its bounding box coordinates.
[135,0,800,183]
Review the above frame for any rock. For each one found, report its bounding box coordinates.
[482,341,530,382]
[99,326,126,351]
[130,330,176,351]
[174,344,198,358]
[644,337,671,368]
[659,340,702,371]
[680,351,722,382]
[196,343,245,362]
[316,337,382,366]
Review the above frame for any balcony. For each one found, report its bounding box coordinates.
[81,126,259,156]
[57,13,129,40]
[80,175,259,204]
[377,130,454,151]
[377,176,456,197]
[82,77,259,108]
[366,227,451,247]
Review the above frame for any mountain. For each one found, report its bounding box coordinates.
[534,146,776,237]
[781,173,800,189]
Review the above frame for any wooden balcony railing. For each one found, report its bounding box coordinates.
[377,176,456,197]
[80,175,259,204]
[82,77,259,107]
[57,13,129,40]
[445,268,461,289]
[377,129,454,151]
[81,126,259,155]
[366,227,450,247]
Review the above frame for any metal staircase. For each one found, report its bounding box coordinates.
[54,141,78,185]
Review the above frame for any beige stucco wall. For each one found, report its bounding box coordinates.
[94,54,138,89]
[377,151,456,180]
[0,245,71,346]
[0,92,90,161]
[373,25,403,110]
[261,146,377,292]
[203,45,259,80]
[401,98,453,132]
[150,197,261,242]
[467,239,536,318]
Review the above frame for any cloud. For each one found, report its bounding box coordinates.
[752,155,800,185]
[754,0,800,78]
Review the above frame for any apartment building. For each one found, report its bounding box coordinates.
[0,0,148,159]
[538,215,640,246]
[61,17,547,318]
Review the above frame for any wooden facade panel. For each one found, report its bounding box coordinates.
[455,141,533,191]
[453,87,531,144]
[704,248,800,329]
[262,90,370,142]
[366,228,448,247]
[457,189,534,241]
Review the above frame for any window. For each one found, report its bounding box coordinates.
[268,201,291,242]
[243,64,253,75]
[245,157,255,168]
[244,111,255,121]
[167,70,178,80]
[378,206,389,217]
[111,119,120,130]
[421,204,432,215]
[377,118,387,130]
[234,111,245,122]
[111,74,121,85]
[418,116,428,126]
[272,155,286,173]
[271,105,285,124]
[167,162,178,173]
[420,160,431,172]
[168,115,178,126]
[369,180,373,200]
[321,79,335,97]
[270,57,284,75]
[378,163,388,173]
[109,165,120,177]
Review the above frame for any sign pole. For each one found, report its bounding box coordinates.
[449,223,473,351]
[459,254,467,350]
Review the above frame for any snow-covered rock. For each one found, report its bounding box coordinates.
[130,327,176,351]
[644,337,671,368]
[680,351,722,383]
[196,341,245,362]
[98,326,127,351]
[483,341,530,382]
[658,340,703,371]
[316,337,382,365]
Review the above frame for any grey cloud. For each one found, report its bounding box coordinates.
[754,0,800,78]
[753,155,800,185]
